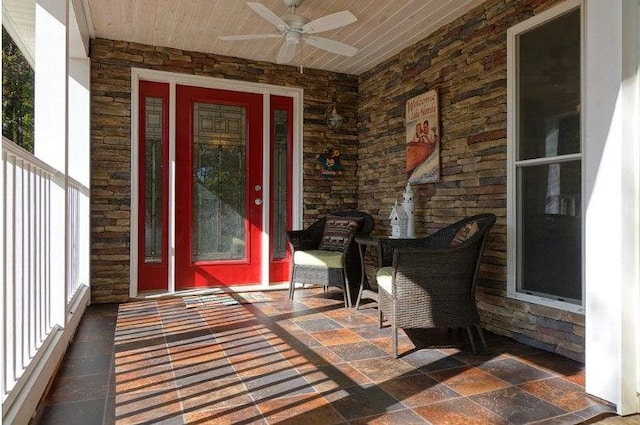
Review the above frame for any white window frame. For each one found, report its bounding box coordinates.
[506,0,585,314]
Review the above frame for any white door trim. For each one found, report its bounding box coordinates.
[130,68,304,297]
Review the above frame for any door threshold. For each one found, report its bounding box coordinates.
[134,282,290,300]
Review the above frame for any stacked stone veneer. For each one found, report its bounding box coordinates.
[90,39,359,303]
[358,0,584,361]
[90,0,586,360]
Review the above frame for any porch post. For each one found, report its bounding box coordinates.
[584,0,640,414]
[69,58,91,289]
[35,0,69,326]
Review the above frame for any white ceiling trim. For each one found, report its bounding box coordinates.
[3,0,93,64]
[3,0,36,67]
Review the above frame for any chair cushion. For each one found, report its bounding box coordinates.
[293,250,344,269]
[318,215,364,251]
[376,266,394,294]
[450,220,480,246]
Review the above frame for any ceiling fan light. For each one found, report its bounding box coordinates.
[285,31,301,44]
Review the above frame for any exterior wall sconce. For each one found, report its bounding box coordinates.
[327,103,343,131]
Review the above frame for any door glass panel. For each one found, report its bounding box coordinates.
[192,102,246,262]
[273,109,288,259]
[144,97,163,264]
[517,160,581,302]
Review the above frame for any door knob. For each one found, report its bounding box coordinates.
[255,198,263,206]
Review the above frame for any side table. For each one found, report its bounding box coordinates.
[354,235,381,309]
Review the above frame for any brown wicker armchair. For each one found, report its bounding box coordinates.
[287,211,374,307]
[377,213,496,357]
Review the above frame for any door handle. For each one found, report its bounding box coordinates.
[255,198,263,206]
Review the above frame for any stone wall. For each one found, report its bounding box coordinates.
[357,0,585,361]
[90,39,359,303]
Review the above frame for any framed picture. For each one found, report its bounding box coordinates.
[405,89,440,183]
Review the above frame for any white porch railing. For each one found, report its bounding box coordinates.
[67,176,90,303]
[2,137,91,423]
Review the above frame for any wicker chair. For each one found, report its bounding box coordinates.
[377,213,496,357]
[287,211,374,307]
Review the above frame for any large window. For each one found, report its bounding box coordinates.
[507,1,583,311]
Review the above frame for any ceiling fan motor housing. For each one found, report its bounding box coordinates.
[283,15,310,31]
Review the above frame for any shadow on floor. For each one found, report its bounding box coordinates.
[32,289,619,425]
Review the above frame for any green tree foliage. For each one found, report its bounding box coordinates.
[2,26,34,152]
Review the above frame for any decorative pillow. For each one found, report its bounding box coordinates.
[318,215,364,251]
[450,220,480,246]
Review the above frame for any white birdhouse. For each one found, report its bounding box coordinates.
[389,200,408,238]
[402,182,416,238]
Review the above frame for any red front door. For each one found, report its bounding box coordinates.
[175,85,263,288]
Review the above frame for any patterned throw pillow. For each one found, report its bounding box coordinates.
[450,220,480,246]
[318,215,364,251]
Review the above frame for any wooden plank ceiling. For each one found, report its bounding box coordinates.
[87,0,486,75]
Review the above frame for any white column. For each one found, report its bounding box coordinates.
[584,0,640,414]
[68,58,90,187]
[35,0,69,326]
[69,58,90,288]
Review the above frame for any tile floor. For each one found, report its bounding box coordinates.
[32,288,618,425]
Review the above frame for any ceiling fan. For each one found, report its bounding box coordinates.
[219,0,359,65]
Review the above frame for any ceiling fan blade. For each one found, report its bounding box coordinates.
[277,40,297,64]
[305,36,358,57]
[301,10,357,34]
[247,2,288,30]
[219,34,282,41]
